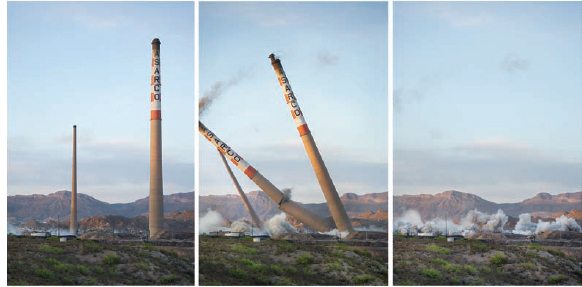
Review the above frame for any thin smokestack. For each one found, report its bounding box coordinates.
[269,54,354,233]
[199,122,332,232]
[70,125,78,235]
[218,150,263,229]
[149,38,164,238]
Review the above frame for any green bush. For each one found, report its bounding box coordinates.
[327,261,342,270]
[38,244,63,254]
[435,236,446,240]
[160,274,181,284]
[464,265,477,275]
[478,266,491,274]
[103,254,120,266]
[443,263,462,274]
[227,267,247,280]
[232,245,257,255]
[46,258,61,266]
[35,267,55,280]
[332,251,344,258]
[469,240,489,254]
[77,265,91,275]
[528,243,543,250]
[547,249,565,257]
[353,274,376,284]
[92,266,105,274]
[432,258,448,266]
[239,258,254,265]
[522,262,536,270]
[296,254,314,266]
[82,240,102,254]
[422,268,442,280]
[426,245,450,255]
[547,274,569,284]
[160,248,178,257]
[490,253,508,266]
[55,263,74,273]
[271,265,283,275]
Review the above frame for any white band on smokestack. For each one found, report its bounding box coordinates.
[199,122,257,179]
[151,38,162,120]
[268,55,309,136]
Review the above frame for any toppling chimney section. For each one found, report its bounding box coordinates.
[149,38,164,238]
[70,125,78,235]
[269,54,354,233]
[217,150,263,229]
[199,122,332,232]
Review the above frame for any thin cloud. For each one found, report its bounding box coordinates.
[427,4,494,28]
[317,51,339,67]
[501,54,530,73]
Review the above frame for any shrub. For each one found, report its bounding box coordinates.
[46,258,61,266]
[250,263,266,273]
[490,254,508,266]
[77,265,90,275]
[160,248,178,257]
[547,274,569,284]
[232,245,257,255]
[353,274,376,284]
[38,244,63,254]
[547,249,565,258]
[435,236,446,240]
[432,258,448,266]
[285,265,298,273]
[464,265,477,275]
[296,254,314,266]
[478,266,491,274]
[134,262,149,270]
[160,274,181,284]
[525,251,538,258]
[426,245,450,255]
[55,263,74,273]
[332,251,344,258]
[92,266,105,274]
[35,267,55,280]
[239,258,254,265]
[327,261,342,270]
[354,249,372,258]
[227,267,247,280]
[82,240,102,254]
[522,262,536,270]
[422,268,442,280]
[142,243,158,251]
[469,240,489,254]
[528,243,543,250]
[444,263,462,274]
[103,254,120,266]
[271,265,283,275]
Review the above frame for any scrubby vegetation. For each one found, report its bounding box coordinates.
[199,236,387,285]
[7,236,193,285]
[394,237,582,285]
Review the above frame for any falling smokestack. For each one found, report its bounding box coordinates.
[70,125,78,235]
[149,38,164,238]
[269,54,354,233]
[199,122,332,232]
[218,150,263,229]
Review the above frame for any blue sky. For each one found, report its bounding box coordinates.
[7,2,194,203]
[199,2,388,203]
[394,2,582,202]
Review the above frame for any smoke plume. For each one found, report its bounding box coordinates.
[199,209,226,234]
[199,71,245,117]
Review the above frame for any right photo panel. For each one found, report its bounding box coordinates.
[393,2,582,286]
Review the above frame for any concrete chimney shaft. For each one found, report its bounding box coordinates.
[149,38,164,238]
[199,122,332,232]
[269,54,354,233]
[218,150,263,229]
[70,125,78,235]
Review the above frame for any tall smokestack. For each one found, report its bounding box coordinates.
[149,38,164,238]
[199,122,332,232]
[269,54,354,233]
[218,150,263,229]
[70,125,78,235]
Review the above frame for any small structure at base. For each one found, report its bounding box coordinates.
[253,237,261,243]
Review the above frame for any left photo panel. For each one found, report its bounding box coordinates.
[7,2,195,285]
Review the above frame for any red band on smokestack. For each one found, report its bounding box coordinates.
[244,166,257,179]
[151,110,161,120]
[297,124,310,136]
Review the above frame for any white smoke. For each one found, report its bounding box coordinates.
[231,220,252,233]
[7,222,21,235]
[199,209,226,234]
[535,215,581,234]
[264,213,297,235]
[394,209,508,236]
[513,213,537,235]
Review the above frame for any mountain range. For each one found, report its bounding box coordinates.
[7,190,194,223]
[199,190,388,222]
[394,190,582,220]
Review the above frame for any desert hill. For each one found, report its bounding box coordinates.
[8,190,194,223]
